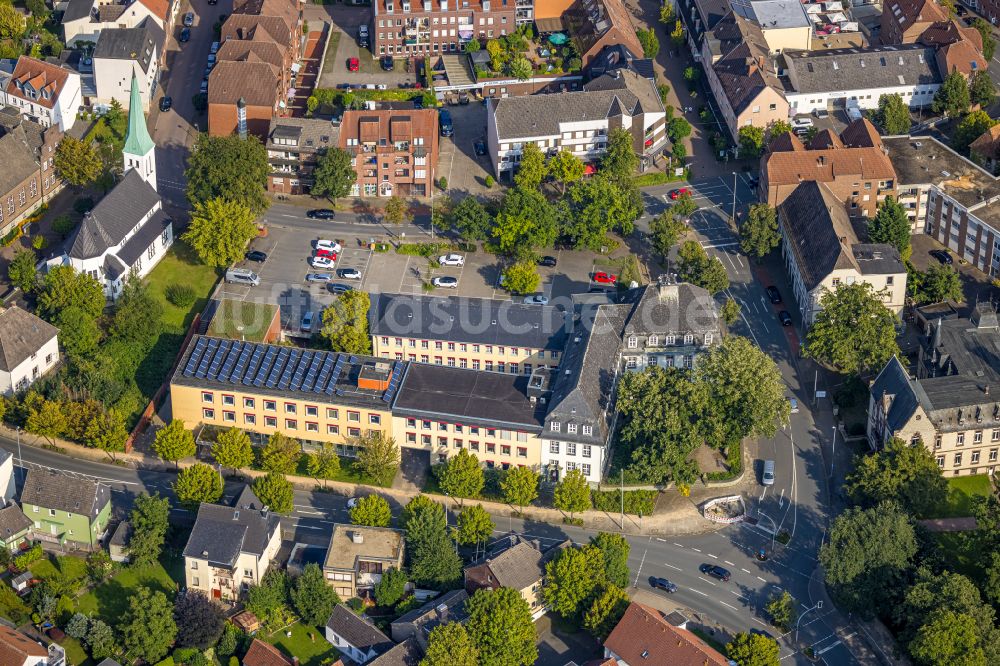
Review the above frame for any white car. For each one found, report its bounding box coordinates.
[439,253,465,266]
[316,240,342,254]
[523,294,549,305]
[791,116,814,132]
[432,276,459,288]
[311,256,335,269]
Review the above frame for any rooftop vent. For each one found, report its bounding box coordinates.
[351,531,364,544]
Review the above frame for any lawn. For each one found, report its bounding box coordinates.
[924,475,994,519]
[321,31,341,75]
[30,554,89,582]
[290,453,395,488]
[206,300,278,342]
[74,555,183,626]
[264,622,340,666]
[59,635,91,666]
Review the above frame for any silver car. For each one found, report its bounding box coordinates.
[306,273,333,282]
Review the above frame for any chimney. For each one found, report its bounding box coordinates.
[933,319,942,349]
[351,531,364,544]
[986,385,991,396]
[657,273,679,301]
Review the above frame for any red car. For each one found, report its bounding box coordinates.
[592,271,617,285]
[669,188,691,200]
[315,248,339,260]
[347,57,359,72]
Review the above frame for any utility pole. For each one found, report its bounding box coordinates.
[15,427,21,483]
[731,171,738,225]
[620,470,624,531]
[795,601,823,642]
[831,426,837,478]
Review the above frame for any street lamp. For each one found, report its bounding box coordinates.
[831,426,837,478]
[795,600,823,643]
[15,427,21,482]
[731,171,738,225]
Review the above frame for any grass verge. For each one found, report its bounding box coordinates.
[924,475,993,519]
[690,627,728,654]
[264,622,340,666]
[321,31,341,75]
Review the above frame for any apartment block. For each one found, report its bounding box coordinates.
[339,106,438,198]
[0,106,62,239]
[4,56,82,132]
[266,117,339,195]
[323,524,404,599]
[372,0,516,58]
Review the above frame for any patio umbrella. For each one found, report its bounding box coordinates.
[548,33,568,45]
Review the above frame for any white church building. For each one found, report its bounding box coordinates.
[54,74,172,299]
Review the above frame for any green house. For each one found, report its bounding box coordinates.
[0,504,32,552]
[21,469,112,549]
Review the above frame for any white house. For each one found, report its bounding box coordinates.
[0,307,59,396]
[0,624,64,666]
[93,17,163,111]
[53,74,170,299]
[325,605,393,664]
[63,0,174,48]
[0,451,14,506]
[3,57,81,132]
[486,70,666,178]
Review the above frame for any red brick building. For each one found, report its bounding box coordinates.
[0,107,62,239]
[339,106,438,198]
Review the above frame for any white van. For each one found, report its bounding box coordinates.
[762,460,775,486]
[225,268,260,286]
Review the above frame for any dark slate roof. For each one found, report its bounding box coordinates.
[369,293,570,351]
[182,485,280,567]
[392,363,547,431]
[21,469,110,518]
[108,520,131,547]
[870,355,919,433]
[63,0,95,23]
[707,13,781,114]
[93,17,165,73]
[785,45,942,94]
[0,118,42,198]
[391,589,469,635]
[852,244,906,276]
[67,169,161,260]
[116,209,170,267]
[0,505,32,540]
[622,279,720,337]
[543,304,629,445]
[368,638,423,666]
[0,307,58,373]
[326,605,393,655]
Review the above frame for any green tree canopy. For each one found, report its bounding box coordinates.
[320,290,372,354]
[182,198,258,267]
[876,94,911,135]
[561,175,642,250]
[738,125,765,158]
[306,441,341,487]
[844,437,947,517]
[502,261,540,295]
[119,586,177,663]
[291,563,339,625]
[910,263,963,305]
[649,209,686,260]
[954,110,996,154]
[804,282,900,376]
[85,409,129,461]
[260,431,301,474]
[765,591,798,631]
[740,204,780,261]
[253,471,295,514]
[548,149,585,194]
[374,566,407,607]
[185,133,270,214]
[438,448,485,500]
[173,590,226,650]
[25,400,66,445]
[383,196,409,225]
[591,532,630,588]
[553,468,591,519]
[400,494,441,531]
[974,18,996,60]
[213,427,254,473]
[354,430,400,486]
[970,70,996,108]
[54,136,102,187]
[726,632,780,666]
[909,610,987,666]
[311,147,357,200]
[601,128,638,183]
[543,545,605,622]
[635,27,659,58]
[153,419,196,466]
[174,463,224,508]
[493,187,559,259]
[8,248,37,293]
[513,142,547,190]
[454,504,494,551]
[500,465,539,511]
[421,622,480,666]
[932,70,971,118]
[677,240,729,294]
[407,499,463,589]
[350,494,392,527]
[766,120,793,144]
[449,196,494,240]
[508,56,533,80]
[582,584,630,641]
[128,493,170,566]
[868,196,912,259]
[466,587,538,666]
[37,265,105,322]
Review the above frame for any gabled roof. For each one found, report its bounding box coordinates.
[233,0,299,35]
[222,14,291,46]
[870,355,919,433]
[21,469,110,518]
[785,45,942,94]
[0,307,57,373]
[0,626,48,666]
[6,56,72,109]
[883,0,948,38]
[134,0,170,21]
[93,17,164,74]
[969,124,1000,160]
[0,120,44,201]
[326,605,393,655]
[207,60,279,107]
[0,504,32,541]
[368,638,423,666]
[808,129,843,150]
[466,541,545,591]
[182,485,281,567]
[840,117,884,147]
[217,39,285,70]
[769,131,805,152]
[935,39,987,78]
[243,639,294,666]
[763,125,895,187]
[709,14,782,114]
[622,278,720,338]
[67,169,160,260]
[605,603,728,666]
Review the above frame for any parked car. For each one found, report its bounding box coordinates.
[439,253,465,266]
[766,286,782,304]
[779,310,793,327]
[538,255,557,267]
[300,311,314,333]
[789,397,799,413]
[432,276,459,288]
[307,209,336,220]
[813,108,829,119]
[669,187,691,200]
[328,283,353,294]
[762,459,775,486]
[381,55,394,71]
[199,80,207,94]
[158,96,172,112]
[245,250,267,263]
[791,116,814,134]
[458,92,470,105]
[311,256,335,269]
[592,271,617,285]
[348,57,359,72]
[930,249,953,265]
[337,267,362,280]
[306,273,333,282]
[649,577,678,593]
[207,54,217,65]
[439,109,453,137]
[179,27,191,42]
[183,11,195,26]
[314,248,338,259]
[210,41,220,54]
[315,240,342,253]
[346,497,360,508]
[523,294,548,305]
[225,268,259,286]
[699,564,731,582]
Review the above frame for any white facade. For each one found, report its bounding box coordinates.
[94,54,158,111]
[5,73,81,132]
[0,451,15,506]
[0,335,59,397]
[63,0,165,47]
[540,438,606,484]
[324,627,381,665]
[184,527,281,601]
[786,83,940,115]
[487,116,614,176]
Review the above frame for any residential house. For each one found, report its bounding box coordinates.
[93,17,164,111]
[760,118,898,220]
[867,305,1000,476]
[675,0,732,60]
[368,293,570,374]
[4,56,81,131]
[207,64,281,139]
[487,69,666,178]
[62,0,177,47]
[0,504,33,552]
[620,274,721,372]
[339,106,438,198]
[108,520,131,562]
[0,625,64,666]
[586,43,654,81]
[0,450,14,505]
[0,59,15,106]
[730,0,812,53]
[242,639,294,666]
[325,605,394,664]
[323,525,404,599]
[182,485,282,601]
[390,590,468,647]
[20,469,111,548]
[558,0,643,69]
[391,362,548,467]
[0,106,62,238]
[367,638,422,666]
[0,306,59,396]
[266,117,339,195]
[969,125,1000,175]
[777,180,907,325]
[603,602,728,665]
[370,0,517,58]
[879,0,978,50]
[464,534,567,620]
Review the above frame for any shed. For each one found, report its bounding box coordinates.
[10,571,31,593]
[233,610,261,635]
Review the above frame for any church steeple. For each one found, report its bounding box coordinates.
[122,73,157,191]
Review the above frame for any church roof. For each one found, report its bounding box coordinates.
[67,170,160,259]
[123,73,154,156]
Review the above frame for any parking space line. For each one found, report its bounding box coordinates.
[690,588,709,597]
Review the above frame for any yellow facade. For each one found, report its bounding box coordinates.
[390,413,542,468]
[371,335,560,374]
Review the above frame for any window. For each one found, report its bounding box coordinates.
[348,427,361,437]
[438,437,448,446]
[222,394,235,406]
[582,444,591,458]
[203,408,215,419]
[369,414,381,425]
[326,408,339,420]
[551,422,561,432]
[406,432,416,443]
[934,435,942,449]
[957,433,966,446]
[567,442,576,456]
[993,429,1000,441]
[648,335,658,346]
[454,439,463,448]
[582,464,591,476]
[990,449,998,462]
[627,336,638,349]
[244,397,255,409]
[567,423,578,434]
[582,425,593,436]
[974,431,983,443]
[285,403,297,414]
[470,441,480,451]
[265,416,277,427]
[517,447,527,458]
[190,561,198,570]
[438,422,448,431]
[954,453,963,466]
[936,455,945,467]
[223,411,235,422]
[245,414,256,425]
[501,445,511,455]
[421,434,431,445]
[406,418,416,428]
[286,419,298,430]
[201,392,214,403]
[306,405,318,417]
[549,441,560,454]
[348,411,360,422]
[48,509,56,517]
[264,400,276,411]
[972,451,981,464]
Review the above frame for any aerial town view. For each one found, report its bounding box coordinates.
[0,0,997,663]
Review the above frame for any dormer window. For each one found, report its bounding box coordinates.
[684,333,693,345]
[627,336,637,349]
[666,335,675,345]
[582,425,593,436]
[567,423,577,434]
[550,422,561,432]
[704,333,713,345]
[648,335,658,346]
[386,1,394,11]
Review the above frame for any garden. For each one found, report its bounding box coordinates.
[468,26,583,81]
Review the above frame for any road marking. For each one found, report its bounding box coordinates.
[673,543,685,548]
[690,588,709,597]
[708,553,718,559]
[742,568,752,574]
[753,617,770,627]
[719,601,739,611]
[691,547,701,552]
[816,642,842,656]
[632,547,649,588]
[757,576,767,582]
[655,538,666,542]
[724,560,735,566]
[663,563,682,571]
[296,510,324,515]
[701,241,740,249]
[729,590,744,598]
[699,578,717,586]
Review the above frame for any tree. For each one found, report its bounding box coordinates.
[819,502,917,618]
[970,70,996,108]
[128,493,170,567]
[543,545,605,622]
[738,125,765,158]
[253,472,295,514]
[374,567,407,607]
[896,567,998,654]
[401,494,441,531]
[291,563,339,625]
[765,591,797,631]
[449,196,493,240]
[260,431,301,474]
[562,175,642,250]
[502,262,540,295]
[601,128,638,183]
[910,610,986,666]
[553,469,591,520]
[421,622,480,666]
[453,504,494,557]
[214,428,254,474]
[911,263,963,304]
[766,120,792,144]
[670,19,685,48]
[174,463,224,508]
[66,613,89,640]
[868,196,912,259]
[659,2,675,24]
[85,409,129,461]
[119,586,177,663]
[876,94,911,135]
[354,431,399,486]
[548,149,585,194]
[54,137,102,186]
[740,204,779,261]
[246,570,291,631]
[320,290,372,354]
[111,279,163,348]
[438,449,484,501]
[984,553,1000,608]
[722,297,741,326]
[8,248,37,294]
[932,70,971,118]
[508,56,533,80]
[649,209,686,260]
[383,196,409,225]
[87,620,118,661]
[407,500,463,589]
[954,110,996,154]
[726,632,780,666]
[635,28,659,58]
[37,265,105,323]
[466,587,537,666]
[25,400,66,445]
[590,532,630,588]
[514,143,548,190]
[312,147,356,200]
[185,133,270,214]
[493,187,559,259]
[844,438,947,517]
[974,18,996,61]
[173,590,226,649]
[350,494,392,527]
[182,198,258,267]
[677,240,729,294]
[57,306,101,359]
[583,584,630,641]
[501,465,538,512]
[804,282,900,376]
[306,441,341,487]
[153,419,195,467]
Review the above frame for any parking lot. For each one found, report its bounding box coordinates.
[437,103,494,195]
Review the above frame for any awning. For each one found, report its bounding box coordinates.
[535,17,565,33]
[548,33,568,45]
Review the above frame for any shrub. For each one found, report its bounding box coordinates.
[484,175,495,188]
[591,490,657,516]
[14,545,43,571]
[437,177,448,190]
[165,284,197,307]
[395,242,452,257]
[705,442,743,482]
[346,597,365,613]
[52,215,76,238]
[31,236,47,250]
[73,198,94,215]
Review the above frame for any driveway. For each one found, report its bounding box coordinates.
[910,233,1000,315]
[437,103,493,196]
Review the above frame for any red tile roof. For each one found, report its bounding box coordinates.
[243,639,294,666]
[935,39,987,78]
[604,603,729,666]
[135,0,170,21]
[0,625,48,666]
[6,56,70,109]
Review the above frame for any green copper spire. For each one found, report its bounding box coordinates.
[123,73,154,157]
